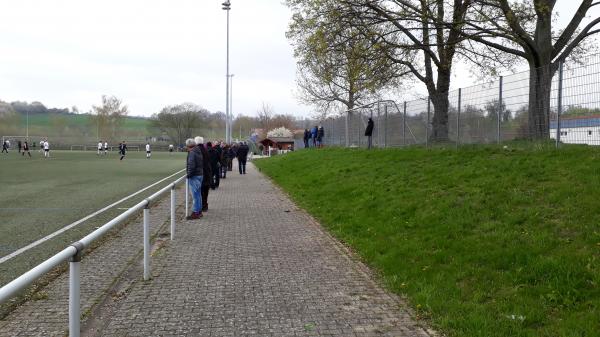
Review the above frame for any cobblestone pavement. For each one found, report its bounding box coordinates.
[0,181,187,337]
[89,161,434,337]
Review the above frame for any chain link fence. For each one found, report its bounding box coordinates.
[315,53,600,149]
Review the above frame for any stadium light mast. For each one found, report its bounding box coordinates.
[229,74,234,142]
[222,0,231,143]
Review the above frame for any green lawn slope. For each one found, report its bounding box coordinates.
[254,146,600,337]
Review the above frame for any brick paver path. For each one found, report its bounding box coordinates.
[88,161,433,337]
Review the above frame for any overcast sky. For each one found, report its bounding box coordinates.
[0,1,597,118]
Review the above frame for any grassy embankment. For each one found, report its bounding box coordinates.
[254,146,600,337]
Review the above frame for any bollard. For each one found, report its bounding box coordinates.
[170,186,175,240]
[143,206,151,280]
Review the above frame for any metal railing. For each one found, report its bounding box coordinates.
[0,173,188,337]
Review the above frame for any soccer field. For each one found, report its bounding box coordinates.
[0,150,186,287]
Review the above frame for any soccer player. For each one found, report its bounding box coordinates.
[145,143,151,159]
[39,140,44,153]
[119,141,127,161]
[22,140,31,157]
[169,144,174,154]
[43,139,50,158]
[104,141,108,155]
[1,140,8,153]
[97,140,103,155]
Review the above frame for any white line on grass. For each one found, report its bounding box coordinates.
[0,168,185,265]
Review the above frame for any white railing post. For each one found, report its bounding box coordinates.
[185,178,189,217]
[170,185,176,240]
[143,205,151,281]
[69,242,83,337]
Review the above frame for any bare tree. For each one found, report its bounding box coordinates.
[90,95,128,141]
[463,0,600,139]
[150,103,207,147]
[340,0,474,142]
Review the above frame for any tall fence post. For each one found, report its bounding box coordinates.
[498,76,503,144]
[143,205,151,281]
[457,88,462,149]
[403,101,407,146]
[170,185,176,241]
[384,104,388,148]
[185,178,189,217]
[345,112,349,147]
[426,97,430,148]
[69,243,83,337]
[556,61,564,148]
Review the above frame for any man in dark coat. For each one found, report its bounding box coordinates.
[195,137,213,213]
[207,142,220,189]
[303,129,310,148]
[365,118,374,149]
[186,138,204,219]
[237,141,250,174]
[317,125,325,148]
[221,144,230,179]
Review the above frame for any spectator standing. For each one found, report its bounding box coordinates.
[227,145,236,172]
[195,137,213,212]
[303,129,310,148]
[317,125,325,148]
[311,126,318,147]
[207,142,220,188]
[17,140,22,154]
[22,141,31,157]
[186,138,203,219]
[221,144,229,179]
[237,141,249,174]
[145,143,151,159]
[119,141,127,161]
[365,118,374,149]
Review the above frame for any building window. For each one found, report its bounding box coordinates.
[589,130,593,136]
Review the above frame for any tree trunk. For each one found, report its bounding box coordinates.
[528,65,555,139]
[430,92,450,142]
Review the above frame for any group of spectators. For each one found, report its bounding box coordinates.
[185,137,250,220]
[303,125,325,148]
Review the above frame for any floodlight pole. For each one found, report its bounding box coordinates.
[223,1,231,143]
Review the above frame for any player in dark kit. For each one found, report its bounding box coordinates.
[119,141,127,161]
[22,141,31,157]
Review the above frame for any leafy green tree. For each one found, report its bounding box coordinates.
[286,0,403,118]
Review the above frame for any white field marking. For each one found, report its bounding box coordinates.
[0,168,185,265]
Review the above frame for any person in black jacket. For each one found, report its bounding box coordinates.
[317,125,325,148]
[303,129,310,148]
[186,138,204,219]
[195,137,213,213]
[237,141,250,174]
[365,118,374,149]
[207,142,220,189]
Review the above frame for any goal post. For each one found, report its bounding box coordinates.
[70,145,86,151]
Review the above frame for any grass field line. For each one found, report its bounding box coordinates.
[0,168,185,265]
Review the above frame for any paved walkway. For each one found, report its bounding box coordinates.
[1,161,434,337]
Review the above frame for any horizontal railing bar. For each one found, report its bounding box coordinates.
[0,174,186,305]
[0,247,76,303]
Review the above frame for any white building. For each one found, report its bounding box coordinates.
[550,116,600,146]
